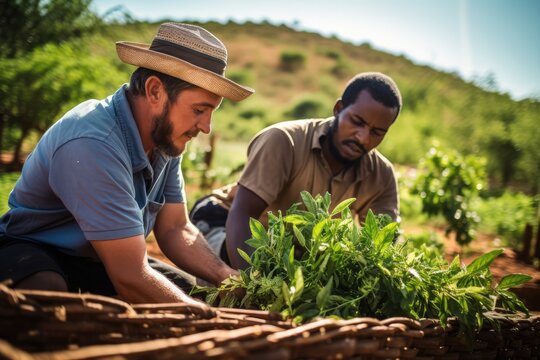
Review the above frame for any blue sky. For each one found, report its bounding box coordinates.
[92,0,540,100]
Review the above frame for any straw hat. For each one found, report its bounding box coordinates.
[116,23,254,102]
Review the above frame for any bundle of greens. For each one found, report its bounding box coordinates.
[204,192,531,334]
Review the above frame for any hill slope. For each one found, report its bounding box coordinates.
[90,21,539,192]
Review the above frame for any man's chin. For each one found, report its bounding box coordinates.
[158,145,184,158]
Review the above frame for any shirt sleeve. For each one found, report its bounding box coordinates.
[49,138,144,240]
[358,164,400,223]
[238,127,295,205]
[163,157,185,203]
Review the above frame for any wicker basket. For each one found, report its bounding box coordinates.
[1,284,538,359]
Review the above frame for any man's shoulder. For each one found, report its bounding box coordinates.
[367,150,395,173]
[266,118,329,132]
[45,96,119,148]
[254,118,329,144]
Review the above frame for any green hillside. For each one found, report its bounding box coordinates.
[2,19,538,194]
[91,21,538,193]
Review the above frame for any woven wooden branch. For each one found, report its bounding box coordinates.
[1,284,539,359]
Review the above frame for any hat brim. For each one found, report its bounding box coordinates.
[116,41,254,102]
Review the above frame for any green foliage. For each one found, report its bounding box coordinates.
[0,0,101,58]
[279,50,306,72]
[474,192,537,248]
[203,192,530,335]
[413,146,486,245]
[284,95,333,119]
[1,20,538,193]
[0,42,125,162]
[401,232,445,261]
[0,173,20,214]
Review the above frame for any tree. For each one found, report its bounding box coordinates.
[0,0,100,58]
[0,43,125,168]
[0,0,102,167]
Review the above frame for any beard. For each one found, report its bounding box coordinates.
[327,116,365,167]
[151,103,182,157]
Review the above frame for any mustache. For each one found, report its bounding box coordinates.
[186,129,200,139]
[343,139,367,154]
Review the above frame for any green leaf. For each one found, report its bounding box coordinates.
[282,281,291,307]
[373,222,398,252]
[292,267,304,302]
[362,210,379,239]
[330,198,356,217]
[288,246,295,267]
[497,274,532,289]
[249,218,269,244]
[283,215,307,225]
[245,237,264,249]
[301,191,318,213]
[316,277,333,309]
[466,249,503,274]
[293,225,306,248]
[237,249,253,265]
[312,219,328,240]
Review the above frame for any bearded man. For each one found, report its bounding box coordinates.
[0,23,254,309]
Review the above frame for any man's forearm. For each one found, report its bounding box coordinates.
[114,263,193,303]
[158,223,235,286]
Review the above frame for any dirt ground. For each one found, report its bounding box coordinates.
[147,227,540,312]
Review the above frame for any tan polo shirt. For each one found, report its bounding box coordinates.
[213,118,399,224]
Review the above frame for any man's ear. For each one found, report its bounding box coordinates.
[333,99,343,116]
[144,76,166,107]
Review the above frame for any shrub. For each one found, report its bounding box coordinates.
[413,146,486,245]
[284,95,332,120]
[279,50,306,72]
[474,192,537,248]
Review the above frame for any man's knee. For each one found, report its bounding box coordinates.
[15,271,68,292]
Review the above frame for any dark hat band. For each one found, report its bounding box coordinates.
[149,38,226,75]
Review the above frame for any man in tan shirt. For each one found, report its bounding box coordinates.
[191,72,402,269]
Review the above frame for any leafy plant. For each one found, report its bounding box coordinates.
[202,192,531,336]
[474,191,537,248]
[413,146,486,245]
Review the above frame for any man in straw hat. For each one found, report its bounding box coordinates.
[0,23,253,309]
[190,72,402,269]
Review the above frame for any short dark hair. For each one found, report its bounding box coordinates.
[128,67,194,101]
[341,72,402,120]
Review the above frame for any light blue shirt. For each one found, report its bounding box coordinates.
[0,85,185,259]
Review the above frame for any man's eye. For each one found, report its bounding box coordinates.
[194,109,204,115]
[352,118,365,126]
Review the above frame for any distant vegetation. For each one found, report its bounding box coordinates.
[0,3,538,249]
[1,17,537,194]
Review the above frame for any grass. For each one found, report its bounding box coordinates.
[0,172,19,214]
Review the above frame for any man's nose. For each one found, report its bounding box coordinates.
[355,126,369,144]
[198,115,212,134]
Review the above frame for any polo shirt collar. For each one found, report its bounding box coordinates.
[312,117,375,182]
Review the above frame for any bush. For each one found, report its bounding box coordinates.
[284,95,333,120]
[413,146,486,245]
[279,50,306,72]
[474,192,537,248]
